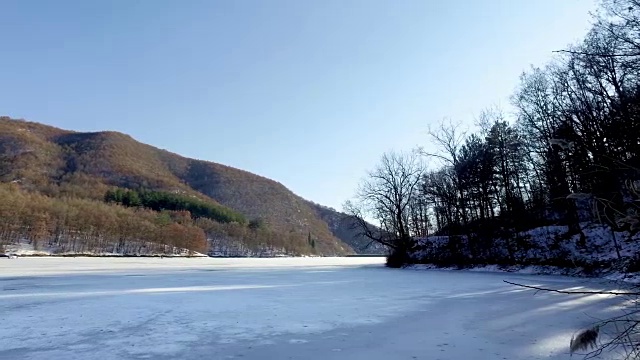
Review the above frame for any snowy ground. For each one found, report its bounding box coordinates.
[0,257,634,360]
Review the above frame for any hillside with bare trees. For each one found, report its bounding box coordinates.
[0,117,365,256]
[348,0,640,270]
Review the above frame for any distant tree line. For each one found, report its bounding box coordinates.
[104,188,247,224]
[0,183,316,256]
[348,0,640,268]
[197,217,315,256]
[0,183,208,255]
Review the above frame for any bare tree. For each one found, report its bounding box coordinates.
[421,119,470,228]
[344,151,424,265]
[421,119,467,167]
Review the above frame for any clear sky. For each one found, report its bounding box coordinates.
[1,0,597,210]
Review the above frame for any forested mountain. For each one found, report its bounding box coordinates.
[349,0,640,269]
[306,201,389,255]
[0,117,367,256]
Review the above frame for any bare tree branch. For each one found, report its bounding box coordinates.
[553,49,640,58]
[503,280,640,296]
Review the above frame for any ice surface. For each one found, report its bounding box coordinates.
[0,257,632,359]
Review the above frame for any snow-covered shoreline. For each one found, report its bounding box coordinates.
[407,263,640,284]
[406,223,640,286]
[2,253,210,258]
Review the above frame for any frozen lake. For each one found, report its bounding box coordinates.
[0,257,628,360]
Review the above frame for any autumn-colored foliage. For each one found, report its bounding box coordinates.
[0,183,207,254]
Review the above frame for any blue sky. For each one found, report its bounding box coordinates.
[1,0,597,210]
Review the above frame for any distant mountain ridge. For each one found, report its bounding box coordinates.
[306,201,389,255]
[0,116,377,255]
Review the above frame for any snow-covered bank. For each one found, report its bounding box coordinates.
[410,223,640,278]
[407,263,640,284]
[2,239,316,258]
[1,240,208,258]
[0,257,632,359]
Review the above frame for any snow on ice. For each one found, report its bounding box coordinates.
[0,257,633,359]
